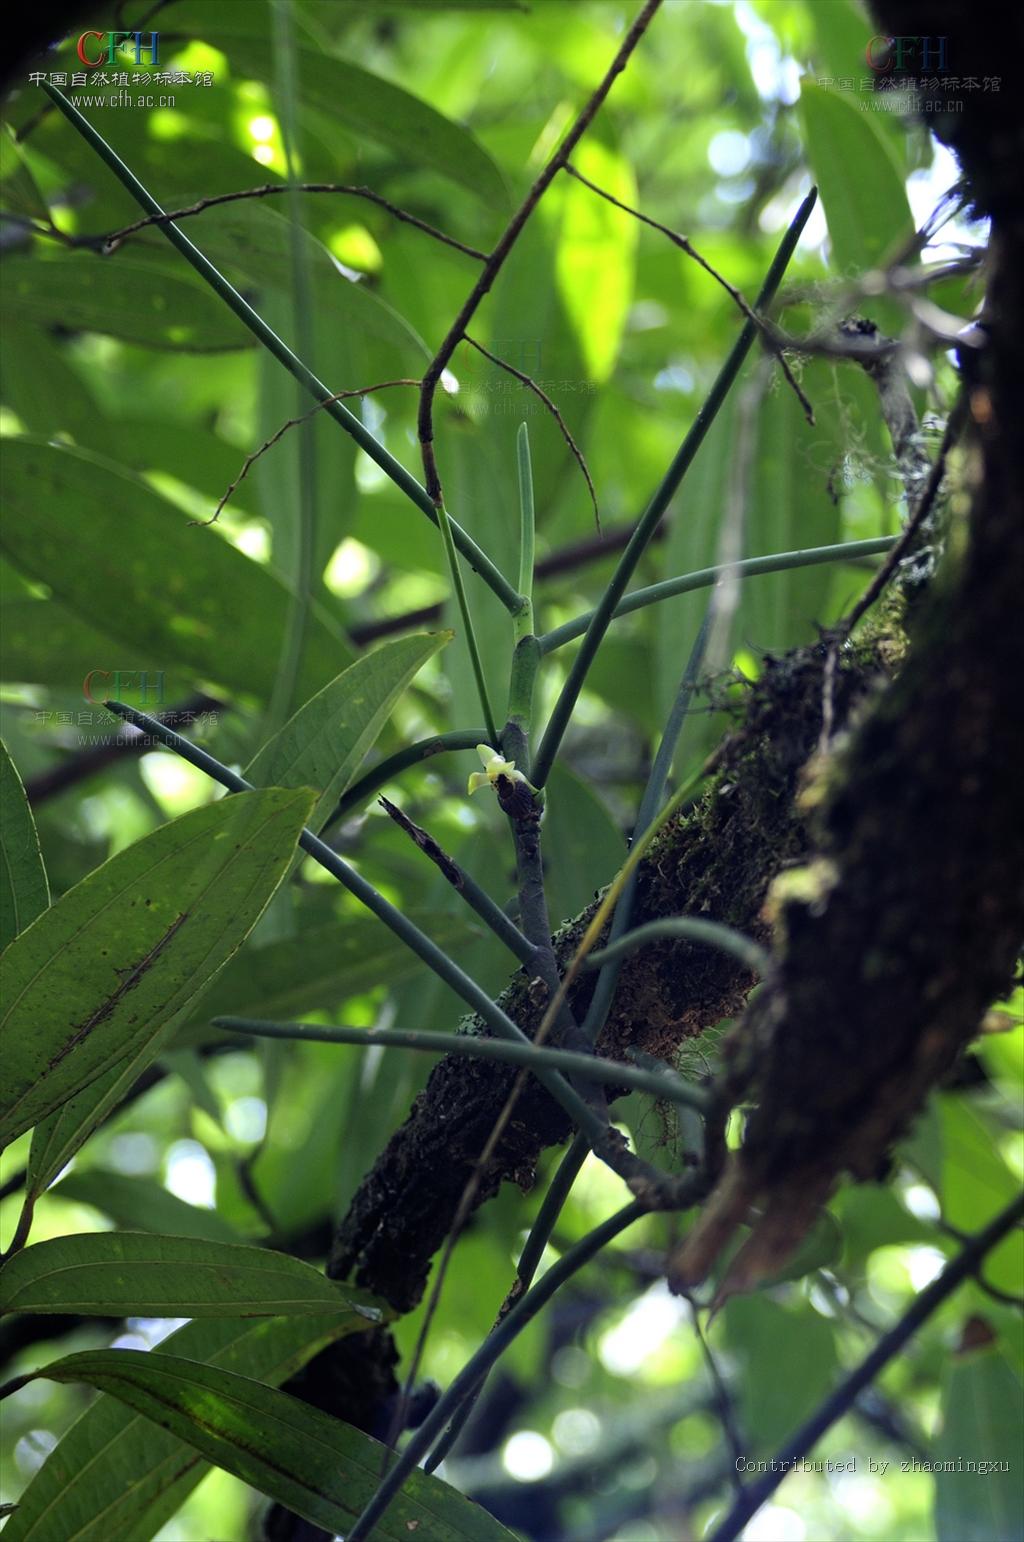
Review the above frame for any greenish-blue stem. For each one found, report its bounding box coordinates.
[503,634,540,778]
[104,701,608,1147]
[347,1198,654,1541]
[504,424,540,771]
[531,187,819,786]
[538,537,896,654]
[212,1019,712,1113]
[324,728,488,827]
[265,0,316,734]
[42,83,521,615]
[424,1133,589,1473]
[708,1192,1024,1542]
[436,498,499,744]
[516,421,536,633]
[581,610,712,1048]
[587,916,771,977]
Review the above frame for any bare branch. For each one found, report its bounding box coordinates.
[562,160,815,426]
[564,161,744,306]
[94,182,487,262]
[707,1194,1024,1542]
[198,379,420,527]
[417,0,664,506]
[462,332,600,529]
[776,251,984,316]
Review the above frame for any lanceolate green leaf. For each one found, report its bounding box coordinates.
[443,431,521,727]
[725,1295,838,1442]
[0,596,126,692]
[139,2,504,205]
[23,1037,184,1221]
[1,321,116,459]
[245,632,452,833]
[0,125,50,221]
[542,765,625,928]
[934,1344,1024,1542]
[939,1096,1023,1298]
[17,1350,516,1542]
[809,0,908,166]
[256,289,360,593]
[0,1316,361,1542]
[712,1211,843,1294]
[183,202,430,371]
[0,1232,384,1319]
[217,36,507,210]
[654,395,736,757]
[798,81,914,277]
[0,738,48,952]
[744,361,844,652]
[0,787,315,1148]
[0,439,352,704]
[555,138,638,383]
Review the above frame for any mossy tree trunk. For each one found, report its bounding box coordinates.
[673,0,1024,1293]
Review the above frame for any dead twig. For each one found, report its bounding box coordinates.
[462,332,600,530]
[198,379,421,527]
[843,387,967,634]
[93,182,487,262]
[416,0,664,506]
[563,160,814,426]
[377,796,536,966]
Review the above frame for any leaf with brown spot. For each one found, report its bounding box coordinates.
[0,1315,364,1542]
[0,787,315,1149]
[12,1350,517,1541]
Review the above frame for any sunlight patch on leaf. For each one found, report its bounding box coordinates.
[555,140,638,383]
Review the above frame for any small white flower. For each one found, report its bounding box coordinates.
[467,743,531,796]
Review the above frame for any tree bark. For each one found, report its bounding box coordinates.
[672,2,1024,1293]
[329,646,887,1312]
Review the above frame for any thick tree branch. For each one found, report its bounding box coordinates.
[670,2,1024,1298]
[329,645,887,1312]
